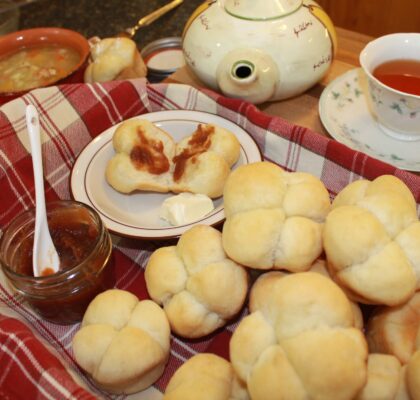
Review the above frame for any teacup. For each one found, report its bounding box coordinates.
[359,33,420,141]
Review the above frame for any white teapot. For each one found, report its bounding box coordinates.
[182,0,337,104]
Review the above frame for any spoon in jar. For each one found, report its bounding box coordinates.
[26,105,59,277]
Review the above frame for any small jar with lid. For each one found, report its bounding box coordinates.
[0,200,114,324]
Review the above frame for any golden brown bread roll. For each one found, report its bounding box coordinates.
[84,37,147,83]
[309,259,364,330]
[354,352,420,400]
[106,120,240,198]
[230,272,368,400]
[355,354,402,400]
[366,292,420,364]
[323,175,419,306]
[222,161,331,271]
[72,289,170,394]
[407,350,420,399]
[145,225,248,338]
[163,353,249,400]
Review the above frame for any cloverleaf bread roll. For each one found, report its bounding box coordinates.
[222,161,331,271]
[366,292,420,364]
[145,225,248,338]
[323,175,420,306]
[72,289,170,394]
[84,37,147,83]
[106,120,240,198]
[230,272,368,400]
[163,353,249,400]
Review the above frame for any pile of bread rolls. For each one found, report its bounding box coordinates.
[72,160,420,399]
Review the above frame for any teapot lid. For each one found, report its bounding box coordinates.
[224,0,303,20]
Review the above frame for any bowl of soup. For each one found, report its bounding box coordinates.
[0,27,90,105]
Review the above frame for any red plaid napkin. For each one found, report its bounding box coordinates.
[1,78,420,399]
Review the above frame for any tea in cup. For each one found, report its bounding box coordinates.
[359,33,420,141]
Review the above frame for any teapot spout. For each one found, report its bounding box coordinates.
[216,48,279,104]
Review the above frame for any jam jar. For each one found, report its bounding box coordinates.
[0,200,113,324]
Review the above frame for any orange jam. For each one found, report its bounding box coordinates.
[0,201,114,324]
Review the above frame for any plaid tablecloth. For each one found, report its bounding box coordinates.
[1,78,420,400]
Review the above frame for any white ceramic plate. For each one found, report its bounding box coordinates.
[70,110,262,239]
[319,68,420,171]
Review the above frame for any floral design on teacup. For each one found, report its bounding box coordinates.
[369,80,419,119]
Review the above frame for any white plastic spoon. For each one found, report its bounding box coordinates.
[26,105,59,277]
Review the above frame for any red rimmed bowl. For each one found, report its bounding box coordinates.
[0,27,90,105]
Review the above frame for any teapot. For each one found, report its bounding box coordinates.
[182,0,337,104]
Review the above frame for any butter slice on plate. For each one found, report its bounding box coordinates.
[160,193,215,226]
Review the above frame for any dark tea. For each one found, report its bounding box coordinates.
[372,59,420,96]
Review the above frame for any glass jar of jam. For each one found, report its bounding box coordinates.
[0,200,114,324]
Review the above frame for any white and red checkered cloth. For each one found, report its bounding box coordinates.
[1,78,420,400]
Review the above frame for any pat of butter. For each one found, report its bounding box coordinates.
[160,193,214,226]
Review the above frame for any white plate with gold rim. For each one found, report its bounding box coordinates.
[319,68,420,171]
[70,110,263,239]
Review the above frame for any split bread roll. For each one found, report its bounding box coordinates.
[323,175,420,306]
[230,271,368,400]
[84,37,147,83]
[72,289,170,394]
[171,124,240,197]
[145,224,249,338]
[366,292,420,364]
[106,119,175,193]
[106,119,241,198]
[163,353,249,400]
[222,161,331,271]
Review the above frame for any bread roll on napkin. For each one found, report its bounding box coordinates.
[230,271,368,400]
[163,353,249,400]
[72,289,170,394]
[323,175,420,306]
[366,292,420,364]
[145,224,248,338]
[355,352,420,399]
[222,161,331,271]
[355,354,402,400]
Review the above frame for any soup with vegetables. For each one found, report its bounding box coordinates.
[0,44,81,92]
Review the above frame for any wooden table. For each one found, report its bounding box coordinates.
[165,27,373,138]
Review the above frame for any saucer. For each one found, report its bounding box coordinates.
[319,68,420,171]
[70,110,262,239]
